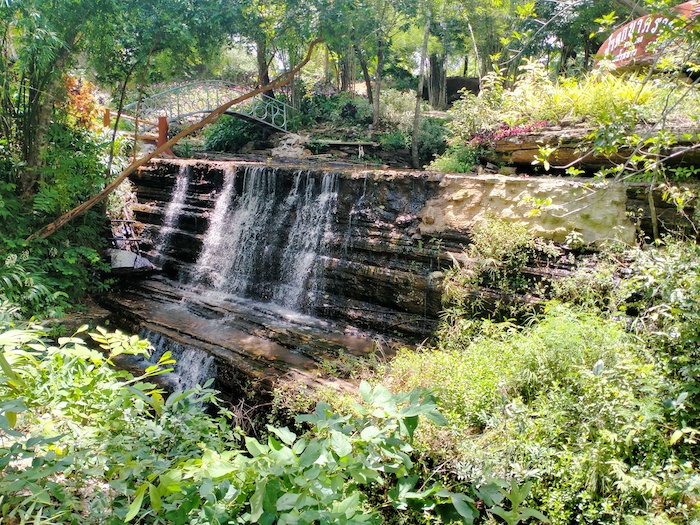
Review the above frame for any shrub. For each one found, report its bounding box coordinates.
[203,116,266,153]
[417,118,448,165]
[382,304,696,524]
[441,218,560,318]
[377,130,408,151]
[429,144,484,173]
[1,318,543,525]
[0,126,112,317]
[379,88,419,132]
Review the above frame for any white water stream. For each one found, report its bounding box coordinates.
[153,164,190,265]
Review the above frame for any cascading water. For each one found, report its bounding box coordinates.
[106,160,448,396]
[153,165,190,265]
[191,166,338,311]
[192,167,238,288]
[272,171,338,309]
[140,328,216,391]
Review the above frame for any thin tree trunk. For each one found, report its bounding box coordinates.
[355,44,373,105]
[428,53,447,110]
[412,15,430,169]
[373,38,384,128]
[256,38,274,98]
[28,38,324,241]
[340,49,352,92]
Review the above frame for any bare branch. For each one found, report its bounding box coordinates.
[26,38,324,241]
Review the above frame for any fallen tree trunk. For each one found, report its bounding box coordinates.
[27,38,324,242]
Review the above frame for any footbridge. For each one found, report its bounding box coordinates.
[104,81,295,145]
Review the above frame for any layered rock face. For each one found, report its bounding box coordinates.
[107,158,650,396]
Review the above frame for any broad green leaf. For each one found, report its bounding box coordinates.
[250,480,267,521]
[670,429,684,445]
[451,493,477,523]
[125,484,147,522]
[401,415,418,441]
[360,425,381,441]
[159,470,183,493]
[330,430,353,457]
[298,441,322,467]
[245,436,268,457]
[268,425,296,446]
[519,508,550,523]
[149,483,162,512]
[336,492,360,518]
[359,380,372,402]
[276,492,301,511]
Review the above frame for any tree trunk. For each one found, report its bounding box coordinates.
[355,44,373,105]
[340,49,353,92]
[412,16,431,169]
[256,38,274,98]
[372,38,384,128]
[427,53,447,110]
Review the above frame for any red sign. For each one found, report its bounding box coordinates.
[597,0,700,69]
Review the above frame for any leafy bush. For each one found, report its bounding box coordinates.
[0,319,547,524]
[377,130,408,151]
[300,91,372,126]
[417,118,448,165]
[429,144,484,173]
[382,303,698,524]
[441,218,560,318]
[379,88,419,132]
[203,115,266,153]
[0,128,112,317]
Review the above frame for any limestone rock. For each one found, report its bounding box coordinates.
[417,174,635,246]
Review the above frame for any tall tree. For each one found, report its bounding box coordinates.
[1,0,231,197]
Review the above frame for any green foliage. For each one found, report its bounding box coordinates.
[378,130,408,151]
[378,235,700,524]
[379,88,419,132]
[417,118,448,165]
[36,123,107,215]
[429,144,484,173]
[0,159,111,316]
[1,317,548,524]
[203,116,266,153]
[618,240,700,429]
[383,303,699,524]
[442,218,560,318]
[301,91,373,126]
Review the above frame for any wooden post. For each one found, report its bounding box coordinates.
[103,108,111,128]
[157,117,169,147]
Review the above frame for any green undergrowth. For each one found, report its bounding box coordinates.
[375,236,700,525]
[0,312,551,524]
[0,124,119,318]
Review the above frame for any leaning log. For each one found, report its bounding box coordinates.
[27,38,324,241]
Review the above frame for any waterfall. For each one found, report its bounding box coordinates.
[191,166,338,311]
[154,165,189,264]
[140,328,216,392]
[192,167,238,287]
[272,171,338,309]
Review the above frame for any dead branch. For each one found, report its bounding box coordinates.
[27,38,324,242]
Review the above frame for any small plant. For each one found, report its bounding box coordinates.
[203,116,266,153]
[429,144,484,173]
